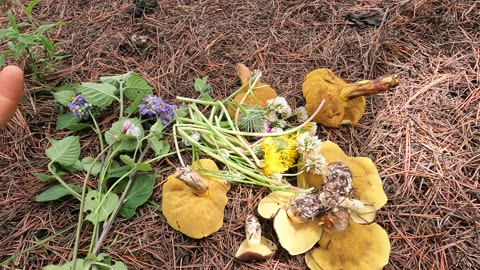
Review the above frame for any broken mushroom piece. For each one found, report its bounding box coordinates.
[301,140,388,211]
[162,159,230,239]
[228,63,278,118]
[235,215,277,262]
[302,68,399,127]
[306,221,391,270]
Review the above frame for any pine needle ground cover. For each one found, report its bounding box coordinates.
[1,1,479,269]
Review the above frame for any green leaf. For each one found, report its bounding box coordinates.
[43,259,85,270]
[52,90,76,106]
[100,72,132,88]
[12,44,27,60]
[68,160,83,172]
[123,73,153,101]
[37,22,65,34]
[81,157,102,176]
[119,155,152,172]
[148,138,170,156]
[7,13,18,32]
[119,173,155,219]
[150,119,164,138]
[18,34,37,45]
[104,118,143,152]
[108,164,130,179]
[45,136,81,167]
[76,82,117,109]
[199,92,213,102]
[111,261,128,270]
[194,76,211,93]
[26,0,41,17]
[39,35,54,53]
[56,112,90,131]
[84,189,119,223]
[124,94,143,116]
[36,184,82,202]
[33,172,55,182]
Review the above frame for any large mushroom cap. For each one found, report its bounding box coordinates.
[306,221,390,270]
[162,159,230,239]
[228,63,278,117]
[302,140,388,210]
[257,191,294,219]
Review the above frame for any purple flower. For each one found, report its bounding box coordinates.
[139,95,175,124]
[68,94,90,120]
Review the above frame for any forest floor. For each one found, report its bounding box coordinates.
[1,0,479,269]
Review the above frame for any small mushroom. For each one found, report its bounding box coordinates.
[302,68,399,127]
[162,159,230,239]
[228,63,278,118]
[235,215,277,262]
[305,221,390,270]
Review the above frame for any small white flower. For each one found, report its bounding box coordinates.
[296,132,322,155]
[267,111,278,123]
[122,120,140,137]
[183,132,200,146]
[295,106,309,122]
[266,97,292,118]
[307,122,318,136]
[303,152,327,175]
[270,127,284,133]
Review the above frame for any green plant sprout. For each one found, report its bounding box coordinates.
[27,72,175,270]
[0,0,67,81]
[173,72,325,193]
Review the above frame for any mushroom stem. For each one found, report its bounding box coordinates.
[173,167,209,194]
[338,197,364,211]
[245,215,262,246]
[343,74,400,99]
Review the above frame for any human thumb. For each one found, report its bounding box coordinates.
[0,65,24,128]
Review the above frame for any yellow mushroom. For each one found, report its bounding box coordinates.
[227,63,278,118]
[162,159,230,239]
[257,191,323,255]
[298,140,388,211]
[302,68,399,128]
[235,215,277,262]
[305,221,390,270]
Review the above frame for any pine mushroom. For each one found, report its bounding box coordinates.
[228,63,278,118]
[302,68,399,128]
[235,215,277,262]
[162,159,230,239]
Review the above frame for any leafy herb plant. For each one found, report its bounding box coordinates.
[33,72,174,269]
[0,0,67,81]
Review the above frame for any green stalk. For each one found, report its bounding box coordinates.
[47,161,81,200]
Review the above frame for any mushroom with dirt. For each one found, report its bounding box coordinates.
[162,159,230,239]
[302,68,399,128]
[235,215,277,262]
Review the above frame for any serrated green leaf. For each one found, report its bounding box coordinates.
[45,136,80,166]
[81,157,102,176]
[43,259,85,270]
[53,90,76,106]
[104,119,144,152]
[36,184,82,202]
[148,138,170,156]
[119,173,155,219]
[33,172,55,182]
[84,189,119,223]
[123,73,153,101]
[77,82,117,109]
[12,44,27,60]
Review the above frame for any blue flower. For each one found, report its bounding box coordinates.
[68,94,90,120]
[139,95,175,124]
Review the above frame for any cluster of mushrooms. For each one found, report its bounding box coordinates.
[161,64,399,269]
